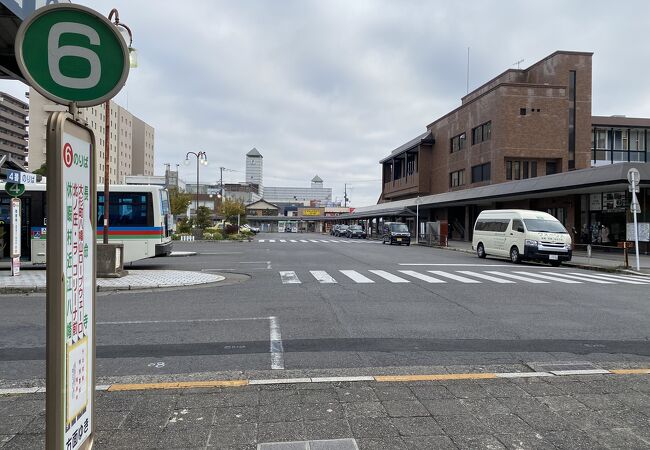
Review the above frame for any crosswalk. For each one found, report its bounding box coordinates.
[276,269,650,286]
[258,238,382,244]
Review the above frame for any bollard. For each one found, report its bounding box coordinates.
[587,244,591,258]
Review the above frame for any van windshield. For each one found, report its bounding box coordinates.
[523,219,568,233]
[390,223,409,232]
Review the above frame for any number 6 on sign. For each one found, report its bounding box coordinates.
[15,3,130,107]
[48,23,102,89]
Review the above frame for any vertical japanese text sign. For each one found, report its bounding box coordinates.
[10,198,21,276]
[15,3,128,449]
[47,112,96,450]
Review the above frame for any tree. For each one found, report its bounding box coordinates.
[195,206,213,229]
[33,162,47,176]
[169,187,192,216]
[219,198,246,224]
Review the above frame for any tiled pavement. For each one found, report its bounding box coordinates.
[1,374,649,449]
[0,270,225,292]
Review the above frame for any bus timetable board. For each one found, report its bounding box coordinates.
[46,111,96,450]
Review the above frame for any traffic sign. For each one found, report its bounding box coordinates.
[6,169,37,184]
[627,168,640,186]
[631,201,641,214]
[14,4,130,107]
[5,182,26,197]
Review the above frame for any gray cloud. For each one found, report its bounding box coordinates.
[3,0,648,205]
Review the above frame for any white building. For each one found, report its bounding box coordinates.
[245,147,263,196]
[264,175,333,205]
[27,88,155,183]
[0,91,28,168]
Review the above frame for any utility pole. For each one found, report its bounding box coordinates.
[220,166,225,199]
[344,184,349,208]
[164,162,170,188]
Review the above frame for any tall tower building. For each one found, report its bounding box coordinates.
[246,147,263,196]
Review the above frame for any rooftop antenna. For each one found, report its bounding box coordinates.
[466,47,470,94]
[513,58,524,69]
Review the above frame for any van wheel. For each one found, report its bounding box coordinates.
[550,260,561,267]
[510,246,521,264]
[477,243,486,259]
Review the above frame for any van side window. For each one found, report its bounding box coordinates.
[475,219,509,232]
[512,219,524,232]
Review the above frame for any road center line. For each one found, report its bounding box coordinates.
[269,316,285,370]
[97,318,272,325]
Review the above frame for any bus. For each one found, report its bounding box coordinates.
[0,183,173,264]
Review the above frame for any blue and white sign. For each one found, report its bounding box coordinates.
[7,169,37,184]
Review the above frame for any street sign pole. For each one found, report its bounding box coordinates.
[15,4,129,449]
[10,198,21,276]
[627,168,641,272]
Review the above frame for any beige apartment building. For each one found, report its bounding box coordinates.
[0,91,28,168]
[27,88,155,183]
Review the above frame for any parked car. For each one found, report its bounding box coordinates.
[335,225,349,237]
[382,222,411,245]
[240,224,259,234]
[472,209,572,266]
[345,225,367,239]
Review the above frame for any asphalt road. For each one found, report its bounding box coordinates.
[1,232,649,381]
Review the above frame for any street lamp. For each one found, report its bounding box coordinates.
[185,151,208,221]
[102,8,137,244]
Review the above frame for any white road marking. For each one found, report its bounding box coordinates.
[269,315,285,370]
[328,240,340,243]
[290,240,297,243]
[605,273,650,282]
[258,239,265,242]
[339,270,375,283]
[269,239,276,243]
[427,271,482,283]
[309,239,319,243]
[368,270,410,283]
[513,271,582,284]
[280,239,287,243]
[300,239,308,243]
[398,270,446,283]
[319,240,329,243]
[484,271,548,283]
[310,270,337,283]
[567,272,650,285]
[540,272,613,284]
[279,271,301,284]
[456,271,516,284]
[495,372,554,378]
[552,369,611,376]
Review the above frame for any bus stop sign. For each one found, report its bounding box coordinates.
[14,4,130,107]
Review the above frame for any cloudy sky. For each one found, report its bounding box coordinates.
[2,0,648,206]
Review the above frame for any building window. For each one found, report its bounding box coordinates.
[506,161,512,180]
[531,161,538,178]
[450,132,466,153]
[449,169,465,188]
[471,121,491,145]
[520,108,526,116]
[546,161,558,175]
[471,163,491,183]
[506,160,536,180]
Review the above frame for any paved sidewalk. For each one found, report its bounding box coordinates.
[1,372,649,449]
[0,270,225,293]
[441,240,650,274]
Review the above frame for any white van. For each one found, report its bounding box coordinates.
[472,209,572,266]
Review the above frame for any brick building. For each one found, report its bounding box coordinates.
[343,51,649,250]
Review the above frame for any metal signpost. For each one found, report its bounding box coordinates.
[15,4,129,450]
[627,168,641,271]
[10,198,21,276]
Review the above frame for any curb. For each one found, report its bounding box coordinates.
[0,273,226,294]
[428,243,645,275]
[2,368,647,395]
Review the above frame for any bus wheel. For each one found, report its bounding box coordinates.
[510,246,521,264]
[477,243,486,259]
